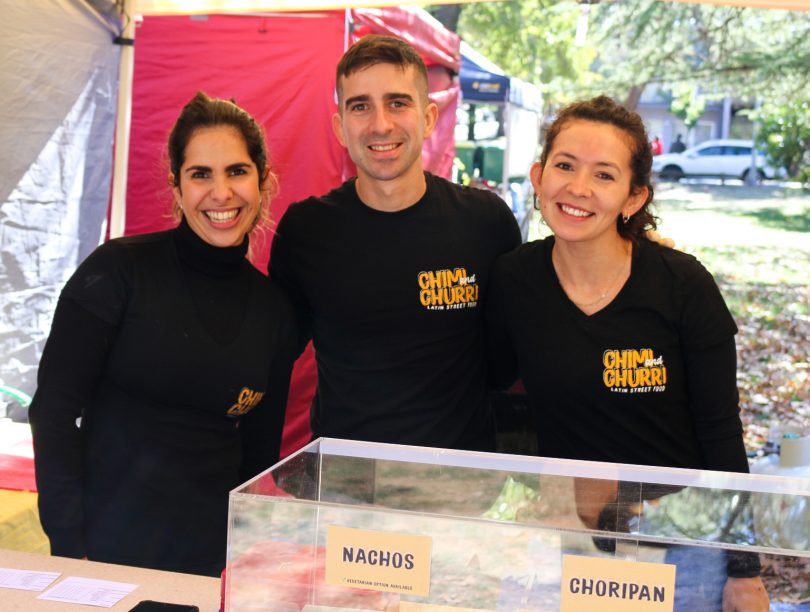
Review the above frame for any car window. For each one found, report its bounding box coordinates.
[726,146,752,156]
[696,146,723,156]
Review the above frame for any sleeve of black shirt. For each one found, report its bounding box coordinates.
[485,254,521,391]
[485,193,522,390]
[239,289,298,481]
[685,337,748,473]
[494,192,523,253]
[269,210,311,357]
[684,337,761,578]
[28,298,117,558]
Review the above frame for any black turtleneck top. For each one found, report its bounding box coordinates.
[29,219,297,576]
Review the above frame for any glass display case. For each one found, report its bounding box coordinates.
[226,438,810,612]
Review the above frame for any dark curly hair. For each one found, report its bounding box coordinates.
[539,95,657,241]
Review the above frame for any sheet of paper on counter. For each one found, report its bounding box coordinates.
[0,567,61,591]
[38,576,138,607]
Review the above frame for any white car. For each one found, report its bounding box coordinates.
[652,139,781,182]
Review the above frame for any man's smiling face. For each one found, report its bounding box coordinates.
[332,62,437,189]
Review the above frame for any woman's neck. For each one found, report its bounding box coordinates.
[551,234,633,315]
[174,216,248,277]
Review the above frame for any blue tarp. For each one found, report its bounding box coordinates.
[460,41,510,104]
[460,41,543,113]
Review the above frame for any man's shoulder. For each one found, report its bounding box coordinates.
[426,173,505,208]
[425,173,518,239]
[426,174,522,251]
[285,179,356,216]
[274,181,354,241]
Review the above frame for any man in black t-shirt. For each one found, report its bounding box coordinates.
[270,36,521,451]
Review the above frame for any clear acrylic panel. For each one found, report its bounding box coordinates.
[227,438,810,611]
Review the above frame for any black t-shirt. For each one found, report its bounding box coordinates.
[29,219,297,575]
[487,236,747,471]
[270,172,521,451]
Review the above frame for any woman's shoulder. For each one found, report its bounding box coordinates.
[65,230,174,295]
[92,228,174,261]
[636,239,727,312]
[638,238,711,281]
[498,236,552,266]
[492,236,552,285]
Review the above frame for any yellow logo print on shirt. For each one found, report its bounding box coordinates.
[227,387,265,416]
[418,268,479,311]
[603,349,667,394]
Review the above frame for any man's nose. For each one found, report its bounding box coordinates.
[370,107,394,133]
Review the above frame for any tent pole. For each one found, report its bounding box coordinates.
[109,0,136,239]
[501,101,512,203]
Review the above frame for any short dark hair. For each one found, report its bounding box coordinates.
[540,95,657,241]
[335,35,429,106]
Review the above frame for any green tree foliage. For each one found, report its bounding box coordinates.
[589,1,810,177]
[434,1,810,176]
[753,101,810,181]
[668,84,707,129]
[434,1,810,108]
[590,1,810,103]
[434,1,597,106]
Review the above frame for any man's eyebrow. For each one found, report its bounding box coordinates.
[343,94,369,108]
[383,92,414,102]
[343,92,415,108]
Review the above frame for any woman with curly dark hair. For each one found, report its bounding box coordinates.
[486,95,767,611]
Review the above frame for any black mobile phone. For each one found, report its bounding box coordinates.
[128,601,200,612]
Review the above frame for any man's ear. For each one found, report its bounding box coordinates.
[422,100,439,139]
[331,112,347,148]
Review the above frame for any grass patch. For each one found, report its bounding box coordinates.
[741,207,810,233]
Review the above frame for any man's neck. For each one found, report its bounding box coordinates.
[355,169,428,212]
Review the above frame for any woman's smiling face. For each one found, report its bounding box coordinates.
[172,125,263,247]
[532,119,647,245]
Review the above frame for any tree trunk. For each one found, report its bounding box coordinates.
[623,84,646,111]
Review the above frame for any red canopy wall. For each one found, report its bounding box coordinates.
[126,9,460,458]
